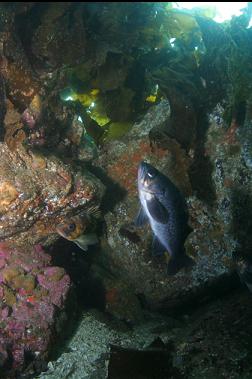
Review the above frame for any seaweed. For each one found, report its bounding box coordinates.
[4,2,252,148]
[53,3,252,142]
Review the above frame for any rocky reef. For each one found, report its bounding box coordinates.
[36,289,252,379]
[94,100,236,312]
[0,243,71,377]
[0,141,104,249]
[0,2,252,378]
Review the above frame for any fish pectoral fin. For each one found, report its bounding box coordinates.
[74,233,99,251]
[152,236,165,256]
[74,240,88,251]
[134,206,148,227]
[146,196,169,224]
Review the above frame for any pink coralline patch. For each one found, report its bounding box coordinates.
[34,244,52,264]
[21,108,37,129]
[37,267,70,308]
[6,243,52,274]
[43,266,64,278]
[0,243,71,377]
[11,301,56,331]
[0,242,11,257]
[1,306,10,318]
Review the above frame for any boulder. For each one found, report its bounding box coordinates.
[0,141,104,249]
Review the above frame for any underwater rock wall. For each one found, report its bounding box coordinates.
[0,142,104,249]
[0,2,252,377]
[37,290,252,379]
[207,104,252,269]
[0,5,107,377]
[93,100,237,314]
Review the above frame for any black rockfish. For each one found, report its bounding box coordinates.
[136,161,194,275]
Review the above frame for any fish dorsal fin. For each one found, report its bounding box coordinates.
[86,205,101,219]
[135,206,148,227]
[146,196,169,224]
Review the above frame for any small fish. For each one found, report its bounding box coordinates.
[56,205,100,251]
[136,161,194,275]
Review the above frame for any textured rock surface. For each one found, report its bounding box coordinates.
[0,7,106,378]
[0,142,104,249]
[37,308,178,379]
[93,101,235,311]
[0,4,251,378]
[37,288,252,379]
[206,104,252,271]
[0,243,71,378]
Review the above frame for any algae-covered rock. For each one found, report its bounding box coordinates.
[206,104,252,266]
[0,142,105,249]
[0,243,71,378]
[1,2,252,378]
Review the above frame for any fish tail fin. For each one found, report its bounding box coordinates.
[167,253,194,276]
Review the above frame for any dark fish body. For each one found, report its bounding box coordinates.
[136,161,193,275]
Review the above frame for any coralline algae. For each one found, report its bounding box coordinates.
[0,242,71,377]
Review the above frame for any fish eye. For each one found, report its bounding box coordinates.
[68,223,76,231]
[147,168,156,179]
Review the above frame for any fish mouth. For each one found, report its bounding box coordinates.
[138,162,157,194]
[138,161,164,195]
[56,226,69,239]
[138,161,150,179]
[138,161,149,189]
